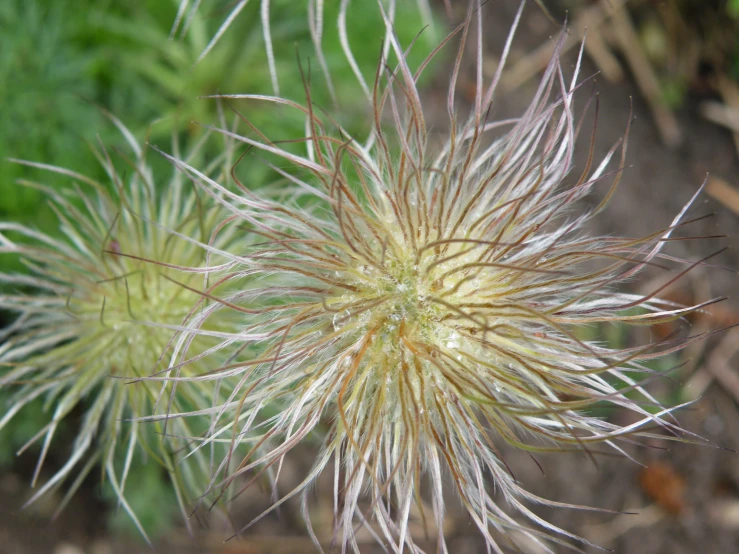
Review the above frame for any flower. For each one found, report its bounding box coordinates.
[161,1,721,551]
[0,114,241,540]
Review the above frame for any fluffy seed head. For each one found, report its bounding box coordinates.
[164,3,720,552]
[0,117,240,539]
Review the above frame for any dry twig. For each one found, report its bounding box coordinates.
[706,175,739,216]
[716,76,739,157]
[609,4,682,147]
[501,0,626,91]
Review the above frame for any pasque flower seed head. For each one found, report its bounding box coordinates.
[0,115,242,540]
[159,1,722,551]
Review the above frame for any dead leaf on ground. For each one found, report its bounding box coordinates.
[638,461,687,515]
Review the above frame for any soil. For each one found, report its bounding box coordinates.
[2,1,738,553]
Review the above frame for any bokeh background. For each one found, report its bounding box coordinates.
[1,0,738,553]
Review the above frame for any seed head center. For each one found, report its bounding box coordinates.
[379,258,437,331]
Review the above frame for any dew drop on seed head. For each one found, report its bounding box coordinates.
[333,310,350,331]
[446,330,460,349]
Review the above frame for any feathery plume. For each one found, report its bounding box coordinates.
[0,115,242,540]
[171,0,439,94]
[159,1,723,551]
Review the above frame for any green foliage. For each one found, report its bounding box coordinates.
[0,0,104,221]
[0,0,440,233]
[0,393,50,467]
[103,454,178,540]
[729,0,739,19]
[661,79,687,110]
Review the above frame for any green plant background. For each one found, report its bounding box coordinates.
[0,0,439,231]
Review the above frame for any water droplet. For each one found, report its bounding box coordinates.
[332,309,351,331]
[446,330,460,349]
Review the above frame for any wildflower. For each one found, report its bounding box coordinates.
[0,114,240,539]
[161,1,722,551]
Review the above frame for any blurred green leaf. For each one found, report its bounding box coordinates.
[729,0,739,19]
[103,454,178,540]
